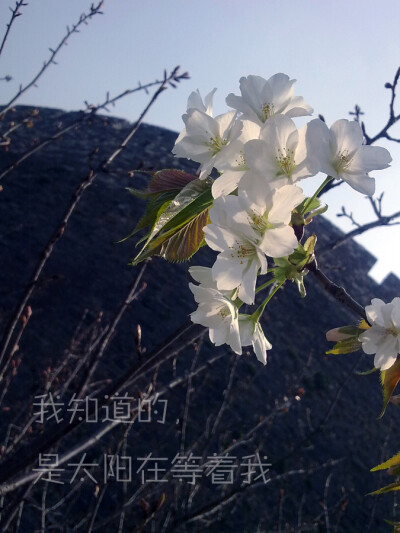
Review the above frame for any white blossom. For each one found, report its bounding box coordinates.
[239,314,272,365]
[306,118,392,195]
[189,267,241,354]
[241,115,318,194]
[186,88,217,116]
[188,269,271,363]
[203,185,303,304]
[359,297,400,370]
[172,109,242,179]
[211,120,261,198]
[226,73,313,125]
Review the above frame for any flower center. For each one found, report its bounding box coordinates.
[333,150,353,174]
[386,326,400,338]
[251,213,274,234]
[234,151,246,169]
[262,102,275,121]
[275,147,296,177]
[205,135,228,156]
[229,241,255,264]
[218,305,231,319]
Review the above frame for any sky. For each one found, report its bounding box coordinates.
[1,0,399,283]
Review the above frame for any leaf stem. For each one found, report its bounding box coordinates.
[252,281,285,322]
[301,176,333,215]
[255,278,276,294]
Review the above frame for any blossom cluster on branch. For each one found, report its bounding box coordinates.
[171,73,392,365]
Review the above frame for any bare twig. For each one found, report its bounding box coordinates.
[323,473,333,533]
[306,259,367,320]
[180,342,201,452]
[0,2,104,119]
[87,484,107,533]
[0,67,183,371]
[336,205,361,228]
[0,68,188,182]
[40,481,48,533]
[0,0,27,58]
[75,263,148,398]
[319,209,400,254]
[319,66,400,252]
[172,459,343,530]
[0,305,31,388]
[363,67,400,145]
[0,320,205,489]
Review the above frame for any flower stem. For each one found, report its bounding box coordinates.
[300,176,333,215]
[252,280,285,322]
[255,278,276,294]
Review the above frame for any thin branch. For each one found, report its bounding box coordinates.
[0,305,31,386]
[173,459,343,530]
[306,259,367,320]
[363,67,400,145]
[0,68,189,183]
[336,206,361,228]
[320,210,400,254]
[75,262,148,399]
[180,342,201,452]
[0,0,27,58]
[0,2,104,118]
[323,473,333,533]
[87,484,107,533]
[272,354,362,469]
[207,355,238,442]
[0,321,205,488]
[0,67,180,371]
[40,481,48,533]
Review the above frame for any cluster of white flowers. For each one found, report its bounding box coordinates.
[173,73,392,365]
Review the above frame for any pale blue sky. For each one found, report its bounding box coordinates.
[1,0,399,282]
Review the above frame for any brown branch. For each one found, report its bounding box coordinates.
[363,66,400,145]
[320,210,400,254]
[0,166,96,372]
[0,305,31,394]
[307,259,367,320]
[172,459,343,530]
[75,262,148,399]
[0,0,27,58]
[0,320,205,489]
[0,67,182,371]
[0,2,104,119]
[0,68,189,183]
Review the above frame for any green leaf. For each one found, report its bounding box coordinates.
[160,208,210,262]
[121,169,198,243]
[134,198,174,247]
[146,169,198,194]
[383,520,400,532]
[388,465,400,477]
[295,278,306,298]
[144,178,212,246]
[368,482,400,496]
[297,196,323,215]
[288,235,316,270]
[326,338,362,355]
[304,234,317,256]
[128,169,197,198]
[119,193,175,244]
[371,451,400,472]
[380,358,400,418]
[305,203,328,224]
[355,366,377,376]
[131,179,213,265]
